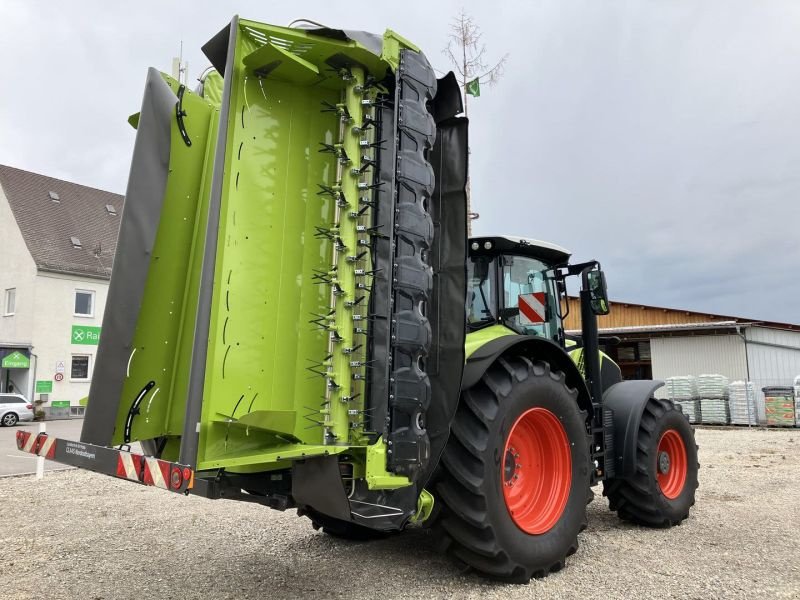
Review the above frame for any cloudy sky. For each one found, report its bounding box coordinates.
[1,1,798,323]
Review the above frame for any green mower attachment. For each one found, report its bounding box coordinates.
[80,16,468,531]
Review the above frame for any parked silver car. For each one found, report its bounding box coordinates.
[0,393,34,426]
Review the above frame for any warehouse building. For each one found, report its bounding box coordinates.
[564,298,800,412]
[0,165,123,418]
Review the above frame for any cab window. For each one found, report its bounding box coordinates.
[467,255,496,328]
[500,255,559,340]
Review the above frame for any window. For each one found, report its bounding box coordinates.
[74,290,94,316]
[71,355,91,380]
[49,191,60,202]
[500,255,560,340]
[0,395,25,403]
[4,288,15,316]
[105,204,117,216]
[467,256,497,328]
[70,236,82,248]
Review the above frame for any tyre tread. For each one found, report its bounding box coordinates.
[603,398,699,527]
[433,357,590,582]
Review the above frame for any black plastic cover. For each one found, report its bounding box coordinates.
[81,69,175,445]
[350,53,467,531]
[201,20,234,76]
[384,49,437,478]
[419,115,468,487]
[430,72,464,123]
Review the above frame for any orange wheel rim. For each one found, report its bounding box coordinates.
[656,429,687,499]
[501,407,572,534]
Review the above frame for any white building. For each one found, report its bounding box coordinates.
[0,165,123,418]
[566,298,800,424]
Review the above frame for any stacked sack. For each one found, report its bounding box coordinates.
[795,376,800,426]
[762,386,796,427]
[698,374,730,425]
[666,376,700,423]
[728,381,756,425]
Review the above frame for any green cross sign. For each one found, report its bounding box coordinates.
[2,351,30,369]
[72,325,101,345]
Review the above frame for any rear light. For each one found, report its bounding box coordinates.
[170,467,183,489]
[26,404,33,410]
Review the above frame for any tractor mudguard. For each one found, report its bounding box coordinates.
[462,335,593,416]
[602,380,664,478]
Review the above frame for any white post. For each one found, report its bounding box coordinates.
[36,422,45,480]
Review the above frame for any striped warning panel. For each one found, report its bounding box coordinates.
[37,434,57,459]
[17,430,35,453]
[143,457,170,489]
[519,292,546,325]
[116,452,143,482]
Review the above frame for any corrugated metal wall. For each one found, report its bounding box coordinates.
[649,329,800,416]
[745,327,800,389]
[651,334,748,386]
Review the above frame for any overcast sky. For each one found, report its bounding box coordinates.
[1,1,798,323]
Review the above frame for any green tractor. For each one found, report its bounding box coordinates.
[434,236,699,579]
[17,16,698,583]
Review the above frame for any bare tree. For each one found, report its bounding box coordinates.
[444,8,509,118]
[443,9,508,231]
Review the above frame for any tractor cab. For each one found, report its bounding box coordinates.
[467,235,571,343]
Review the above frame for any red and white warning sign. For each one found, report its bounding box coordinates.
[116,452,143,482]
[519,292,546,325]
[143,457,171,490]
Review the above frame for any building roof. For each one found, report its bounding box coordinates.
[0,165,124,280]
[563,295,800,333]
[566,321,755,337]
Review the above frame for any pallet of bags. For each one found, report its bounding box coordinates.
[762,386,796,427]
[794,376,800,426]
[697,374,729,399]
[665,376,697,401]
[728,381,757,425]
[700,397,730,425]
[675,399,702,424]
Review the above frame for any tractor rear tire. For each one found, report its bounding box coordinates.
[433,356,591,582]
[603,397,699,527]
[303,508,388,541]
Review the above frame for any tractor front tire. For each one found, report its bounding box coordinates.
[434,356,591,582]
[603,397,699,527]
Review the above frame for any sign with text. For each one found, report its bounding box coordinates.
[51,400,70,408]
[71,325,101,345]
[36,380,53,393]
[1,350,30,369]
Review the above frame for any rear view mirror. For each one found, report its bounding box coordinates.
[587,270,609,315]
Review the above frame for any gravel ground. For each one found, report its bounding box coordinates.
[2,427,799,599]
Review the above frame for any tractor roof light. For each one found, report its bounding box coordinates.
[483,241,493,250]
[471,242,479,251]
